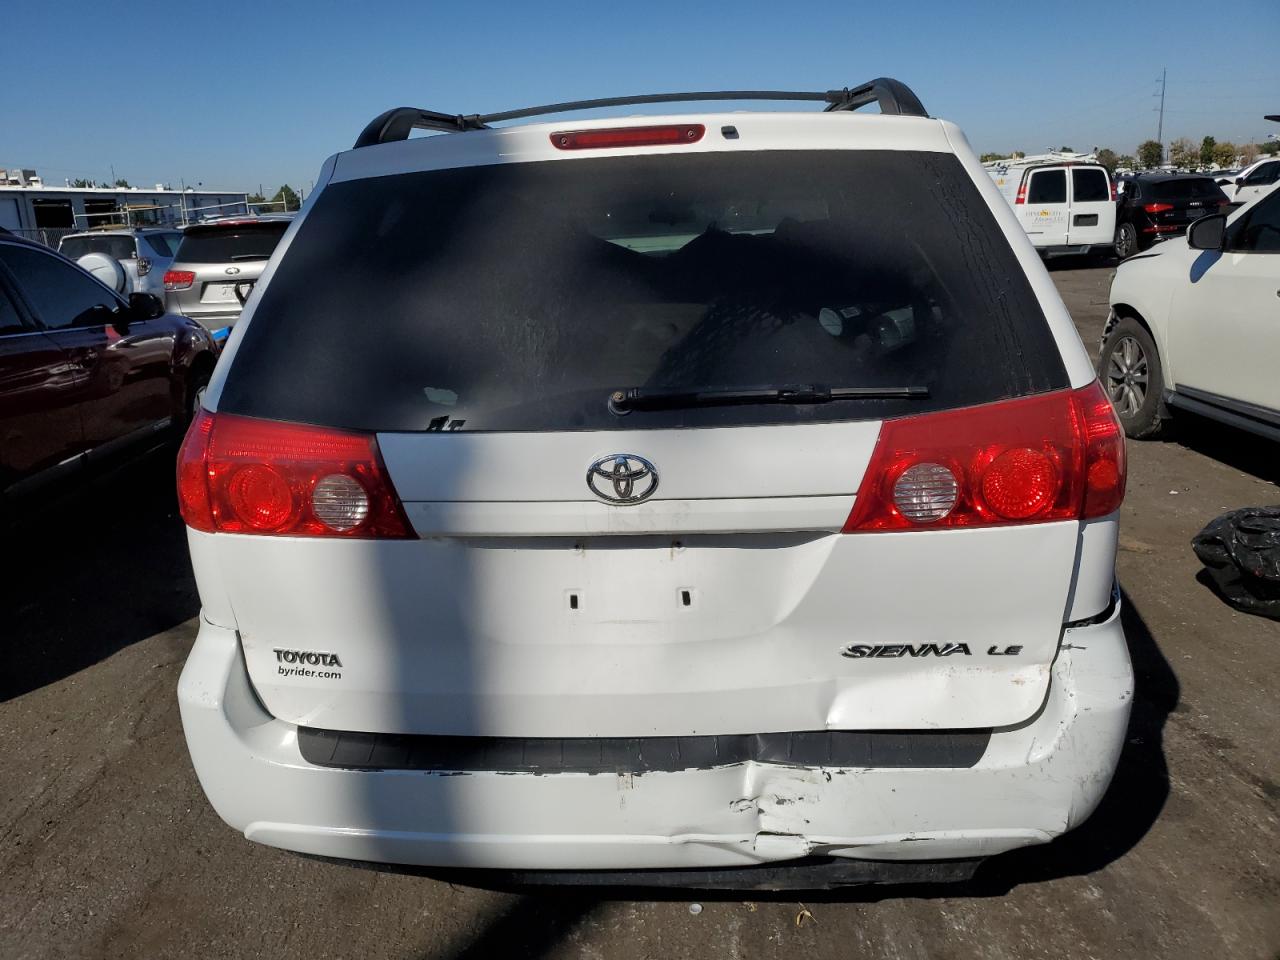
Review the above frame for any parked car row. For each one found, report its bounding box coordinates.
[55,216,292,342]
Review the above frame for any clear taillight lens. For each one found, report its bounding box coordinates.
[844,381,1125,532]
[176,411,413,539]
[892,462,959,523]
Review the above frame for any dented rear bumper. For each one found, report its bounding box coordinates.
[178,603,1132,873]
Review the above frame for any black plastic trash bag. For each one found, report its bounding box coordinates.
[1192,507,1280,620]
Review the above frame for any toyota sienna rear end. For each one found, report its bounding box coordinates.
[177,80,1132,887]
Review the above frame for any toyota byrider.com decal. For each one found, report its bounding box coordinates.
[274,649,343,680]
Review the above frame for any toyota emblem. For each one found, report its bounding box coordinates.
[586,454,659,505]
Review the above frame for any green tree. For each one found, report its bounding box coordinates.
[1117,154,1136,171]
[1212,141,1238,167]
[113,178,130,188]
[1260,139,1280,156]
[1137,140,1164,170]
[246,192,266,205]
[271,184,301,212]
[1199,136,1216,168]
[979,152,1007,163]
[1095,148,1119,173]
[1058,146,1074,153]
[70,177,94,188]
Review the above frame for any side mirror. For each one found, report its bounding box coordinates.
[128,292,165,321]
[1188,214,1227,251]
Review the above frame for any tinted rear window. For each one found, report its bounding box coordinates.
[1072,168,1111,202]
[58,235,136,260]
[1149,178,1227,201]
[219,150,1067,432]
[173,222,288,263]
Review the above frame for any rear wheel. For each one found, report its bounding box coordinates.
[1098,317,1167,439]
[1114,222,1138,260]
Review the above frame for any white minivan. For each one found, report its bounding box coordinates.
[987,154,1116,257]
[176,80,1132,889]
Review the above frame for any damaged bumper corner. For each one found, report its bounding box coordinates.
[178,603,1132,872]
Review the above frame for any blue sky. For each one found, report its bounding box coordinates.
[5,0,1278,193]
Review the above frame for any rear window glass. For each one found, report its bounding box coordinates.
[58,235,136,261]
[1027,170,1067,204]
[1148,178,1227,201]
[1072,168,1111,202]
[143,233,181,257]
[219,150,1067,432]
[173,222,288,263]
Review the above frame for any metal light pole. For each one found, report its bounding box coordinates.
[1156,68,1167,162]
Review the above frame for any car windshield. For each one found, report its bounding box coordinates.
[1149,179,1227,201]
[173,222,288,263]
[58,235,136,261]
[218,150,1067,432]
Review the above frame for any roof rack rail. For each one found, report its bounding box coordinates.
[352,78,927,149]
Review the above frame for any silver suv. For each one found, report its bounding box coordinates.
[57,228,184,298]
[163,217,291,336]
[177,80,1131,889]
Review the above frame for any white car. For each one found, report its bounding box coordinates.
[1103,183,1280,439]
[176,79,1131,888]
[1223,156,1280,204]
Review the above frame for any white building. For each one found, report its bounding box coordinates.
[0,168,251,245]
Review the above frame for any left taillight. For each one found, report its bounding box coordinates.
[164,269,195,291]
[177,411,415,539]
[843,381,1125,533]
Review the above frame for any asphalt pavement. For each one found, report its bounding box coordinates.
[2,263,1277,960]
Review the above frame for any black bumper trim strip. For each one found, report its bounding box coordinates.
[297,727,991,773]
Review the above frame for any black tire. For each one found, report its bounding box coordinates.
[1098,316,1168,439]
[1114,222,1139,260]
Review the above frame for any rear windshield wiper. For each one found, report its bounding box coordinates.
[229,254,271,261]
[608,384,929,415]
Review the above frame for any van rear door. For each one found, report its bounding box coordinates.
[1020,167,1069,247]
[1067,166,1116,247]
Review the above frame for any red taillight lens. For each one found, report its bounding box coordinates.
[1110,181,1118,202]
[550,124,705,150]
[1143,202,1174,214]
[164,269,195,291]
[843,382,1125,533]
[1014,178,1028,204]
[176,411,414,538]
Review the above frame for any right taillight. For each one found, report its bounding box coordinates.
[843,382,1125,533]
[1142,202,1174,214]
[164,269,195,291]
[176,410,414,539]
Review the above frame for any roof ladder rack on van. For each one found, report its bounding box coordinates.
[352,77,928,148]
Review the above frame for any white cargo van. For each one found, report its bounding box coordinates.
[986,153,1116,257]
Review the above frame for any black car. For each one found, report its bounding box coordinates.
[1114,174,1229,258]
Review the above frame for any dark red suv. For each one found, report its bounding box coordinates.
[0,232,218,504]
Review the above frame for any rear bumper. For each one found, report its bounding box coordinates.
[178,603,1132,873]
